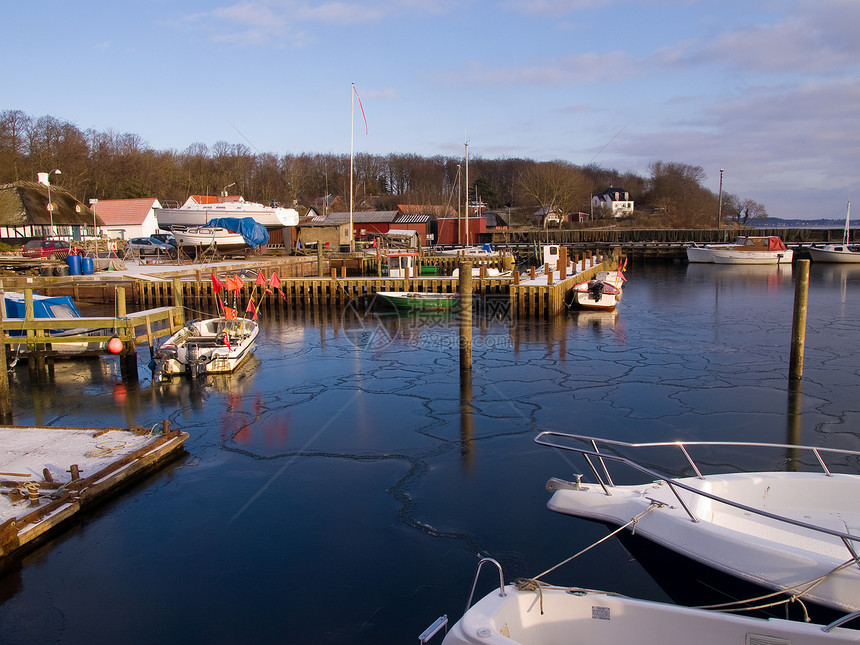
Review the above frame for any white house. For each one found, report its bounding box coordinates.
[592,188,634,218]
[91,198,162,240]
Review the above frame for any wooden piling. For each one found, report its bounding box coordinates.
[789,260,809,381]
[459,261,472,371]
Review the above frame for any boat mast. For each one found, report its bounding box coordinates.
[464,139,469,246]
[349,84,355,253]
[845,200,851,245]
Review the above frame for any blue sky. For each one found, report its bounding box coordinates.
[7,0,859,219]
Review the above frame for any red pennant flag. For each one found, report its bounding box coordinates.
[265,287,273,295]
[246,299,259,320]
[279,289,287,301]
[222,332,232,351]
[211,272,223,294]
[269,272,281,289]
[256,270,265,286]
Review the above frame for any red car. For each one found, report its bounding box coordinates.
[22,239,83,259]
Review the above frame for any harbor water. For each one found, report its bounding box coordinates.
[1,260,860,643]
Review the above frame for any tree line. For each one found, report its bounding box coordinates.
[0,109,766,227]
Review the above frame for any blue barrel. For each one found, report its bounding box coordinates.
[67,254,81,276]
[81,256,94,275]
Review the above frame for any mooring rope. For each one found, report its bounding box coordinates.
[513,502,664,614]
[693,556,860,621]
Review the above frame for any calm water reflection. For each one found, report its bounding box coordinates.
[1,261,860,643]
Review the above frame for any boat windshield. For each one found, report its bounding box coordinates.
[46,303,80,319]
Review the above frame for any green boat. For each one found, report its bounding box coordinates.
[375,291,458,311]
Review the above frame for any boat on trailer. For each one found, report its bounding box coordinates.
[422,558,860,644]
[536,432,860,614]
[153,317,259,381]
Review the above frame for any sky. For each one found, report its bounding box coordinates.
[6,0,860,219]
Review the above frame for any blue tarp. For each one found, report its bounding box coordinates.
[204,217,270,250]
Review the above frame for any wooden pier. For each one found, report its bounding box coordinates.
[131,248,617,318]
[1,287,185,381]
[0,420,188,570]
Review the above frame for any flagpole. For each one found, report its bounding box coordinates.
[349,83,355,253]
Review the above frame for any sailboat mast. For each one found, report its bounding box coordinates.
[465,140,469,246]
[846,201,851,245]
[349,83,355,253]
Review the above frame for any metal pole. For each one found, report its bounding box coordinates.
[717,168,724,230]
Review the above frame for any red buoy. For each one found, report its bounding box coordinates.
[107,336,123,354]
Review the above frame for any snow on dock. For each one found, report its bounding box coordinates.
[0,421,188,566]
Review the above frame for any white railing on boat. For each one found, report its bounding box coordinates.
[534,432,860,553]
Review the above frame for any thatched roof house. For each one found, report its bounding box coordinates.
[0,181,102,243]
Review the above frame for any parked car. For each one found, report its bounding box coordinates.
[150,233,177,247]
[124,237,177,258]
[22,239,84,259]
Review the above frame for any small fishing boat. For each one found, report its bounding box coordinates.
[536,432,860,614]
[153,317,259,381]
[809,202,860,263]
[424,558,860,645]
[565,279,620,311]
[375,291,458,311]
[708,236,793,265]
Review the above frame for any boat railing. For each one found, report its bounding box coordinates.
[535,431,860,550]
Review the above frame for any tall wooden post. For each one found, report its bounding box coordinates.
[0,302,12,422]
[459,261,473,371]
[789,260,809,381]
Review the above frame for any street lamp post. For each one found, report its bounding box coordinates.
[44,169,61,237]
[717,168,724,230]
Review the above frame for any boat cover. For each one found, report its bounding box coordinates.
[768,236,787,250]
[204,217,270,249]
[4,293,83,336]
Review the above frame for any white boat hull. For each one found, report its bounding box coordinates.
[809,245,860,263]
[710,248,794,264]
[568,280,620,311]
[173,227,250,255]
[156,202,298,229]
[154,317,258,380]
[685,245,732,263]
[442,584,860,645]
[547,471,860,613]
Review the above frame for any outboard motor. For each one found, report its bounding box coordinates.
[587,279,605,302]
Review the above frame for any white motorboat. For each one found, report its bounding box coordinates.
[155,199,298,229]
[153,317,259,381]
[708,236,793,265]
[565,279,620,311]
[173,226,250,256]
[809,202,860,263]
[536,432,860,614]
[424,558,860,645]
[687,236,793,264]
[451,267,512,278]
[434,245,497,257]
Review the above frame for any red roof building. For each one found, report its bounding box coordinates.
[90,198,162,239]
